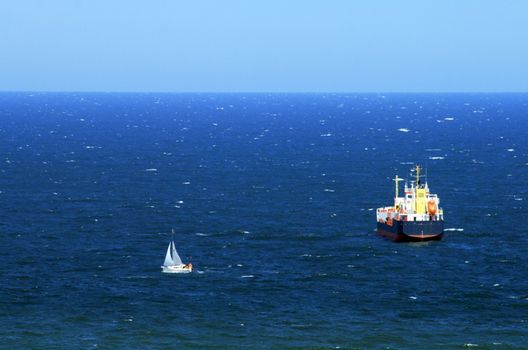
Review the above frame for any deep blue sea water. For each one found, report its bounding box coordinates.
[1,93,527,349]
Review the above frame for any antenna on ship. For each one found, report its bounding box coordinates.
[425,159,429,185]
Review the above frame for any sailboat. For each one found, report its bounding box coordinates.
[161,233,192,273]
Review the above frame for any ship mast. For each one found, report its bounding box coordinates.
[415,164,421,186]
[393,175,403,209]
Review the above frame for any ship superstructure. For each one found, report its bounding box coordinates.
[376,165,444,242]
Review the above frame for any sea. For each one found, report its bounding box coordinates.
[0,92,527,349]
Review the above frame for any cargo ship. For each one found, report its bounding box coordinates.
[376,165,444,242]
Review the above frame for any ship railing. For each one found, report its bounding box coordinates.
[402,214,439,221]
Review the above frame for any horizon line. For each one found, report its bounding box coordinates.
[0,90,528,94]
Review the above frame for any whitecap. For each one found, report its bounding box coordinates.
[444,117,455,121]
[429,156,445,160]
[398,128,410,133]
[145,168,157,172]
[241,275,254,278]
[445,228,464,232]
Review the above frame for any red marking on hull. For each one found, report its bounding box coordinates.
[406,234,440,239]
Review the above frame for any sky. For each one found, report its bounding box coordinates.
[1,0,527,92]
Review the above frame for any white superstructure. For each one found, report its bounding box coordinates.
[376,165,444,224]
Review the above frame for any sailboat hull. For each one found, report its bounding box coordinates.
[161,265,192,274]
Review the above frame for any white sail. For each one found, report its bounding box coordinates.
[171,241,183,265]
[163,243,173,266]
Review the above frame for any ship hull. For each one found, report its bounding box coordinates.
[377,220,444,242]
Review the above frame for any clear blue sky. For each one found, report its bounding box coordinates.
[1,0,527,92]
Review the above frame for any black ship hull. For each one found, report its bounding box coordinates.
[377,220,444,242]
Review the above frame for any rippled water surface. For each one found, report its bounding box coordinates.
[1,93,527,349]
